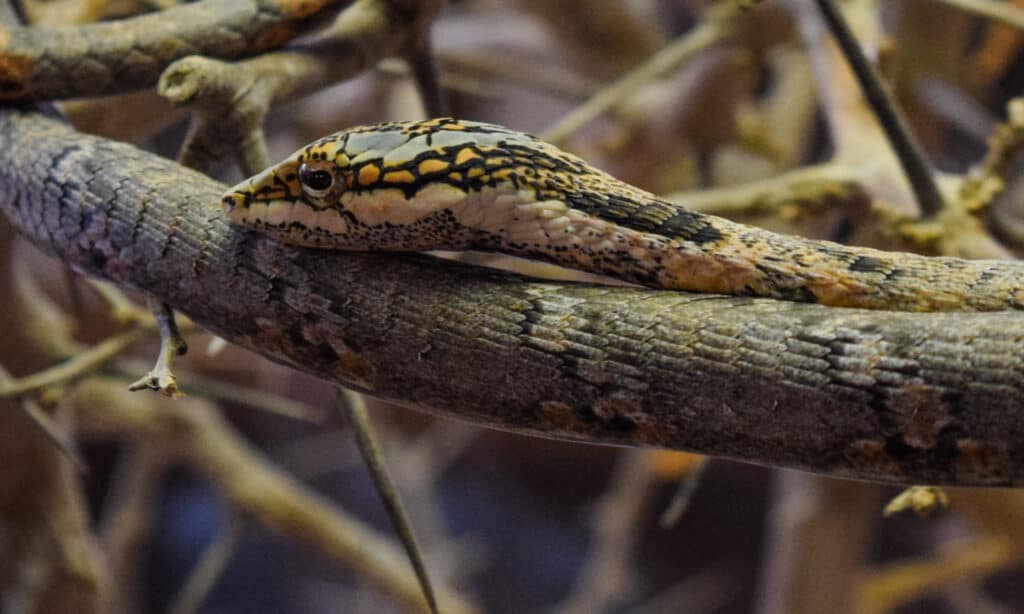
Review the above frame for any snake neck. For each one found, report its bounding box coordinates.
[462,174,1024,312]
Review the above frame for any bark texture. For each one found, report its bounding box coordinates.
[1,107,1023,486]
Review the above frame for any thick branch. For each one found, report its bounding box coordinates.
[1,108,1023,486]
[0,0,344,100]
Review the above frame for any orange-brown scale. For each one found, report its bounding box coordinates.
[382,170,416,184]
[341,143,523,200]
[418,159,450,175]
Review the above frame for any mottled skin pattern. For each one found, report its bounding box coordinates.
[224,118,1024,312]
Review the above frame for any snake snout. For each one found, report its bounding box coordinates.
[221,192,247,212]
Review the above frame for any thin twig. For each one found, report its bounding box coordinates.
[658,456,710,528]
[378,59,501,100]
[858,537,1018,614]
[408,41,449,117]
[87,280,147,324]
[9,256,80,361]
[662,162,866,217]
[338,388,439,614]
[540,5,743,144]
[128,299,189,397]
[167,518,243,614]
[756,473,881,614]
[960,98,1024,220]
[100,444,173,614]
[389,419,483,584]
[437,51,601,100]
[70,378,478,613]
[556,449,653,614]
[0,364,86,472]
[116,362,327,423]
[64,268,87,322]
[813,0,947,216]
[0,325,148,399]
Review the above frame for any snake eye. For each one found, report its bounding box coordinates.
[298,163,334,197]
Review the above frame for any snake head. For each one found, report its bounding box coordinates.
[222,118,525,250]
[221,141,353,245]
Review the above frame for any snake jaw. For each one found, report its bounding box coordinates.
[221,158,355,243]
[222,160,307,225]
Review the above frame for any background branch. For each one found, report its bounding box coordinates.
[71,376,477,614]
[0,0,345,100]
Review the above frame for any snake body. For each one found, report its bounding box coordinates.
[223,117,1024,312]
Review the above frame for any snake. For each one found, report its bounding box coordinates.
[222,117,1024,312]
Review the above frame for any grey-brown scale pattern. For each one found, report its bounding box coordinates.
[224,118,1024,312]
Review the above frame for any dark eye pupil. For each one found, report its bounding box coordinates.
[299,165,333,191]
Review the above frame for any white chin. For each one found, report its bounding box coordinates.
[228,199,350,238]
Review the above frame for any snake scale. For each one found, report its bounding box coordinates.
[224,118,1024,313]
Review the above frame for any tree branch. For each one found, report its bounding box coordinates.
[0,0,345,100]
[158,0,441,174]
[1,107,1023,486]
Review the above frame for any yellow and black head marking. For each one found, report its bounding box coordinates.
[222,118,545,250]
[221,133,355,246]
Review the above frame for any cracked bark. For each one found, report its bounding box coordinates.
[0,107,1022,486]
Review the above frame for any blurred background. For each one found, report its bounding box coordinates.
[2,0,1024,613]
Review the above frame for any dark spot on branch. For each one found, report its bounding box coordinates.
[89,248,108,270]
[884,434,916,459]
[849,255,887,273]
[607,414,637,432]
